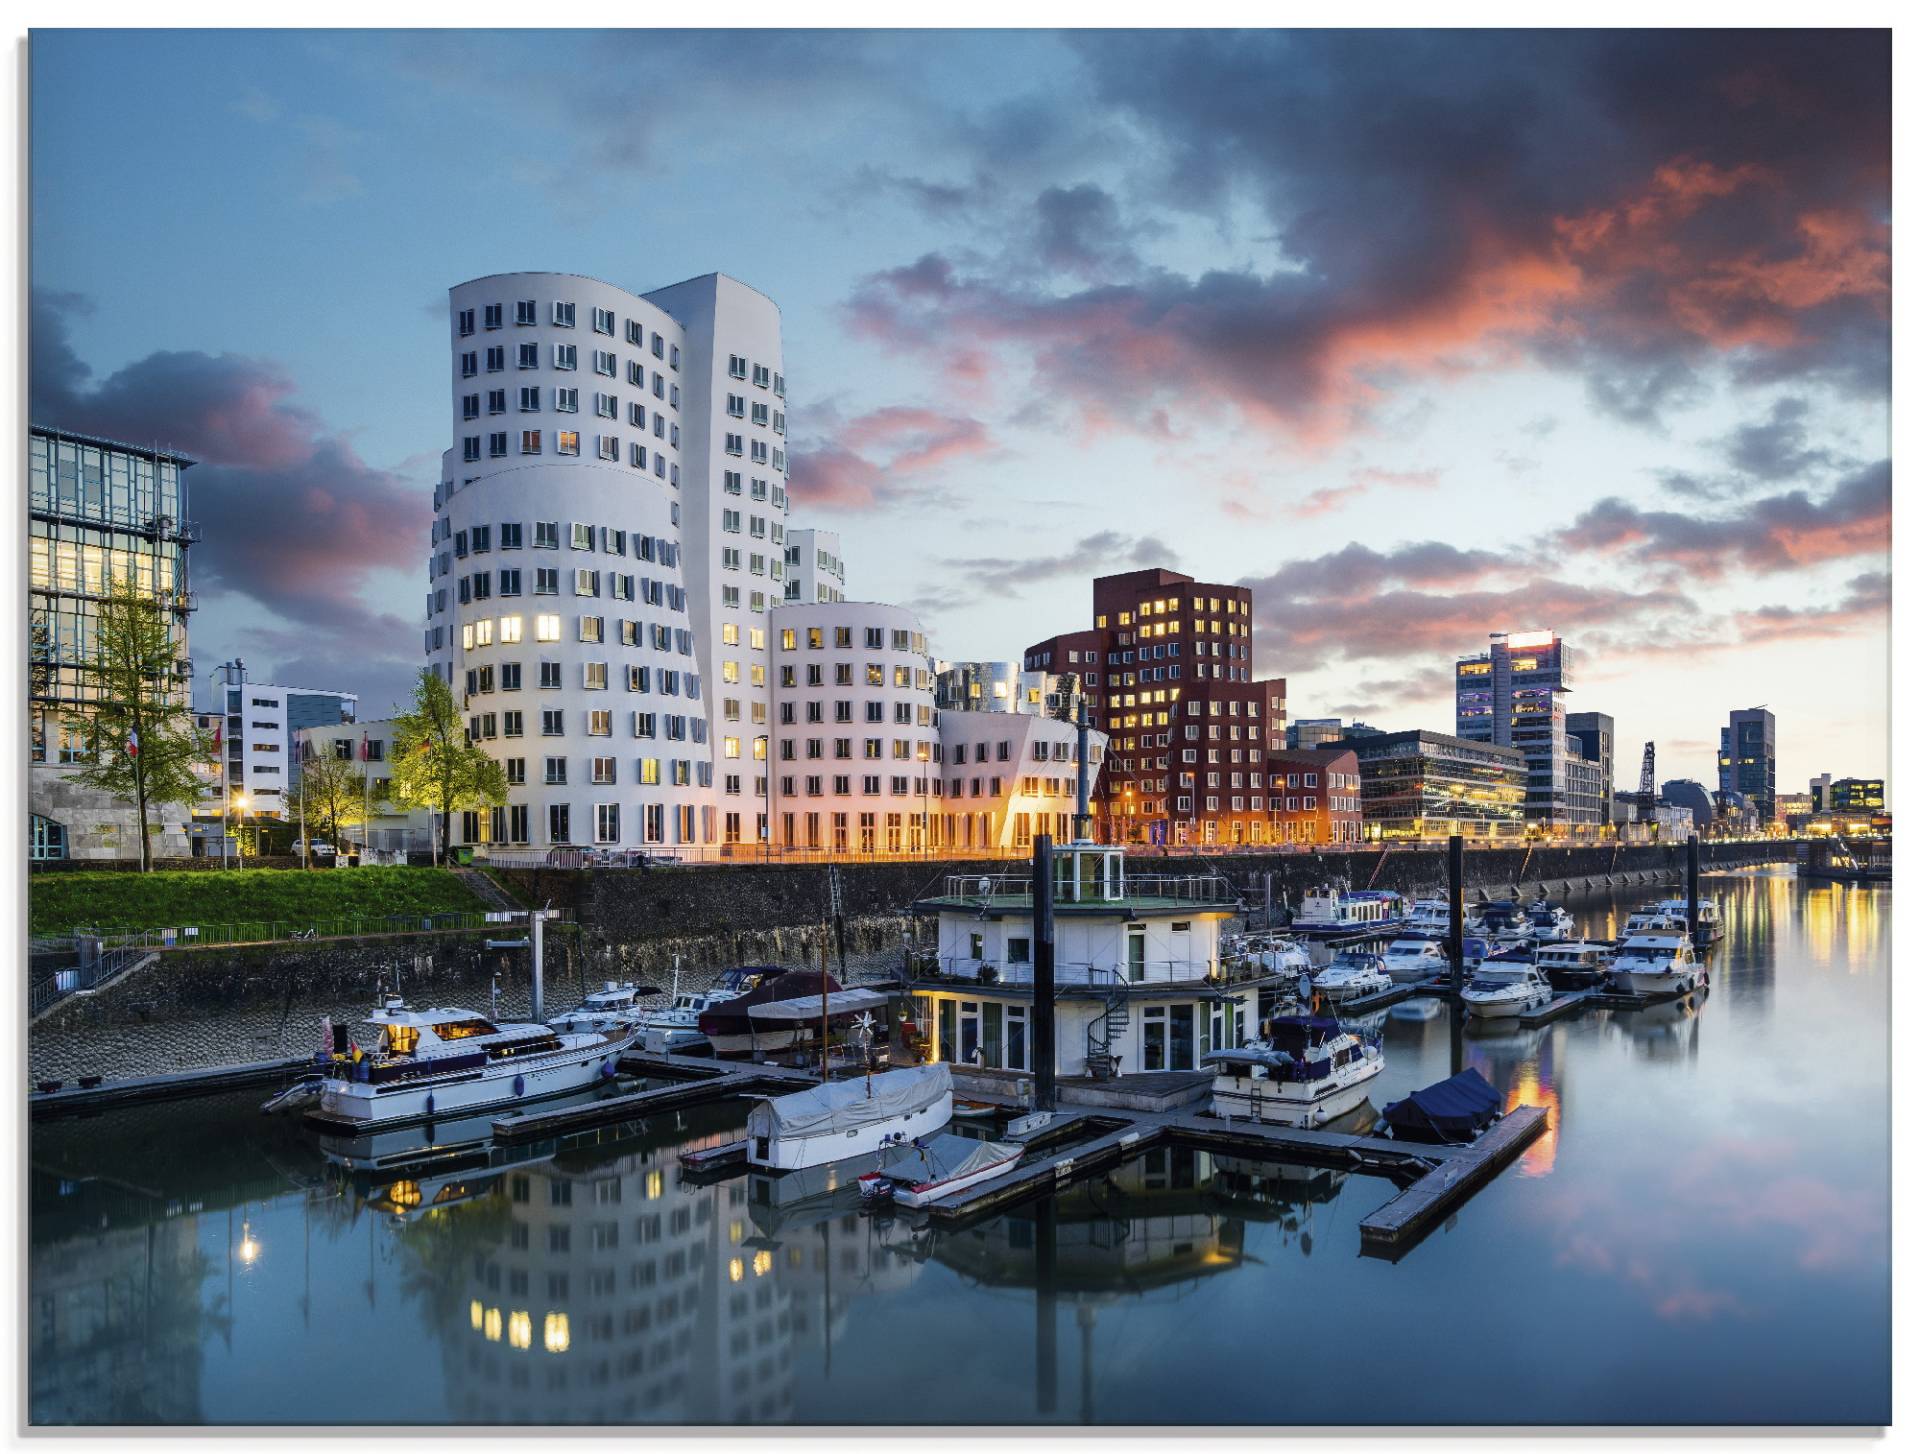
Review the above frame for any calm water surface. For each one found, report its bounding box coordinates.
[29,868,1889,1426]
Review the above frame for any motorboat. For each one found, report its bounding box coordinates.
[1524,901,1575,944]
[1290,886,1405,937]
[1652,897,1725,942]
[1460,964,1554,1020]
[1203,1015,1384,1128]
[1228,931,1315,977]
[1381,937,1450,983]
[1478,900,1530,939]
[1311,949,1392,1003]
[857,1133,1024,1208]
[1405,899,1487,938]
[746,1063,953,1172]
[634,966,763,1051]
[697,968,838,1055]
[548,980,656,1035]
[1380,1068,1502,1144]
[1622,906,1689,937]
[1534,940,1615,991]
[1609,930,1703,997]
[306,998,634,1132]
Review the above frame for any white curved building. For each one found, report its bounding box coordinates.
[767,601,938,854]
[431,272,791,852]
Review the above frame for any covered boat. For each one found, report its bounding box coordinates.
[746,1063,953,1171]
[858,1133,1024,1207]
[1380,1067,1502,1144]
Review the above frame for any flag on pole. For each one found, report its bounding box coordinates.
[125,729,139,758]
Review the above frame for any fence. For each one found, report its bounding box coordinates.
[48,909,571,956]
[29,942,160,1019]
[907,954,1273,988]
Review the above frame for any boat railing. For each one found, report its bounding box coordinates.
[927,871,1240,908]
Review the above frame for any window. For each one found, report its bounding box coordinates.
[534,521,559,549]
[520,430,542,455]
[535,613,561,641]
[551,300,575,327]
[592,306,615,335]
[548,804,571,843]
[518,342,539,369]
[553,343,577,370]
[554,387,578,413]
[557,430,579,456]
[484,302,502,330]
[485,345,504,373]
[543,711,565,738]
[458,307,475,336]
[595,803,620,843]
[516,299,537,325]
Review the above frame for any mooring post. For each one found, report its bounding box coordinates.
[1448,833,1465,995]
[1687,833,1701,947]
[1033,833,1056,1111]
[530,909,546,1023]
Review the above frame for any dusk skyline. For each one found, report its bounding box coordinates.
[29,28,1891,798]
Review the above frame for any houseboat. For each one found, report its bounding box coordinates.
[1290,887,1406,938]
[908,838,1276,1082]
[1202,1015,1384,1128]
[306,998,634,1132]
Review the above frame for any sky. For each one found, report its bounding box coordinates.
[29,28,1891,800]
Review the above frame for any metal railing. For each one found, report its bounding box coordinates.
[930,870,1240,907]
[30,943,159,1018]
[907,954,1271,988]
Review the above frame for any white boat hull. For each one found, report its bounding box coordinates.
[1313,975,1391,1003]
[748,1091,952,1171]
[1211,1058,1381,1128]
[867,1149,1025,1208]
[311,1030,632,1131]
[1617,969,1702,997]
[1464,990,1550,1019]
[708,1027,810,1056]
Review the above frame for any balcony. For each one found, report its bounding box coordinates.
[919,869,1240,915]
[907,952,1277,991]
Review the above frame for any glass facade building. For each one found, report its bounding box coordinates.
[1330,728,1528,840]
[1718,706,1777,824]
[1456,630,1600,827]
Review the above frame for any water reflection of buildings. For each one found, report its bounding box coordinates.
[1464,1020,1565,1177]
[404,1125,797,1425]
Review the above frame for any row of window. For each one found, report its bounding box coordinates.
[465,707,706,742]
[457,299,682,369]
[460,430,678,481]
[719,471,786,510]
[461,389,678,445]
[724,355,784,396]
[457,616,699,661]
[438,520,681,565]
[450,568,680,609]
[463,656,699,697]
[458,343,681,408]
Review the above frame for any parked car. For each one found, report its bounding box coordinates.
[298,839,336,861]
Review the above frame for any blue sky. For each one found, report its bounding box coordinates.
[30,29,1891,798]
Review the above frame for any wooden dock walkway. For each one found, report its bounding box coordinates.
[492,1065,800,1142]
[1517,989,1598,1026]
[29,1055,312,1118]
[1358,1105,1549,1257]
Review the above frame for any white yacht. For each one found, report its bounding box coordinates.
[1405,899,1486,938]
[1312,949,1393,1004]
[1524,901,1575,944]
[548,980,650,1036]
[1228,931,1315,977]
[309,998,635,1132]
[634,966,760,1052]
[1460,964,1554,1019]
[1622,906,1689,937]
[1291,887,1405,937]
[1204,1015,1384,1128]
[1652,897,1725,942]
[1535,940,1615,991]
[1381,937,1451,983]
[1610,930,1703,997]
[745,1063,953,1172]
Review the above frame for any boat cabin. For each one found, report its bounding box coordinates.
[338,1000,560,1083]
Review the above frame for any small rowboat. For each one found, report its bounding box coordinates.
[951,1099,999,1119]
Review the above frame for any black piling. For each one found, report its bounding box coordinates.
[1687,833,1701,946]
[1033,833,1056,1112]
[1447,832,1465,995]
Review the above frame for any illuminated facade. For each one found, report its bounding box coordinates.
[1455,630,1600,828]
[1327,728,1528,840]
[1717,706,1777,824]
[28,425,199,861]
[1024,568,1287,846]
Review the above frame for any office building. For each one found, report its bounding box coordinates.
[1025,568,1286,847]
[1321,728,1528,840]
[933,660,1086,721]
[1285,717,1378,749]
[1828,778,1884,813]
[28,425,198,861]
[781,527,846,605]
[208,659,358,821]
[1718,706,1777,823]
[1456,629,1601,828]
[295,717,437,855]
[1660,779,1714,830]
[430,271,809,853]
[1267,747,1364,845]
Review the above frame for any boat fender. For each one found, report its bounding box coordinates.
[514,1073,526,1098]
[425,1093,435,1117]
[600,1058,617,1080]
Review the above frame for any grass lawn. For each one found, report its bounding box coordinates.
[28,866,489,937]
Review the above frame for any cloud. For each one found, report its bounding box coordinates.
[1718,396,1841,482]
[842,31,1888,445]
[31,288,426,697]
[1297,466,1441,518]
[939,531,1177,600]
[1557,458,1890,580]
[787,405,996,512]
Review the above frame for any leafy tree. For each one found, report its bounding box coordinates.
[388,668,507,862]
[68,575,209,872]
[298,747,372,856]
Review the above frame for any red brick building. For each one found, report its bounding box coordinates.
[1026,568,1287,847]
[1267,747,1364,845]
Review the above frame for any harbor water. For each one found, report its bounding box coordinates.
[28,867,1889,1426]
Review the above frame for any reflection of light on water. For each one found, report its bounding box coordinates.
[1504,1063,1561,1178]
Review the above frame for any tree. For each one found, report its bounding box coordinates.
[299,746,372,855]
[388,668,507,862]
[69,576,209,872]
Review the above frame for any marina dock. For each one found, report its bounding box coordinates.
[1358,1105,1549,1257]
